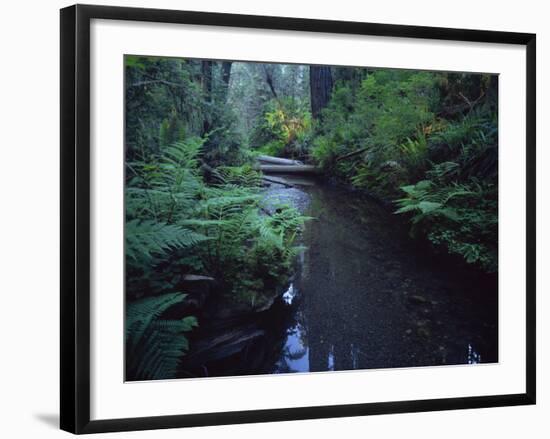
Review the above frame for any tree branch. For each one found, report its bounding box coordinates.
[458,90,486,113]
[335,147,369,162]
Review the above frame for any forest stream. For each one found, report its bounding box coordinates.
[125,57,500,382]
[178,175,498,378]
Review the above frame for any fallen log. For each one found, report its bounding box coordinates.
[262,175,295,188]
[259,164,320,175]
[257,155,303,166]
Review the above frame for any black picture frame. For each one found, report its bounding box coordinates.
[60,4,536,434]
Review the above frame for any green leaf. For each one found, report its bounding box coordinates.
[181,316,199,331]
[126,293,198,381]
[418,201,442,214]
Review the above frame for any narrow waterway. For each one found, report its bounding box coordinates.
[179,175,498,378]
[265,175,498,373]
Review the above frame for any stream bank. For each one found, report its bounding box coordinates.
[178,174,497,378]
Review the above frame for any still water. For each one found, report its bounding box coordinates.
[267,176,497,373]
[180,176,497,378]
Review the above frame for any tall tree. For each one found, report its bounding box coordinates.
[221,62,232,86]
[201,60,213,134]
[220,61,233,102]
[263,64,279,99]
[201,60,213,100]
[309,66,333,118]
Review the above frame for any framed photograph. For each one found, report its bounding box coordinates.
[60,4,536,434]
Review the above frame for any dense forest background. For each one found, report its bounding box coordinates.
[124,55,498,380]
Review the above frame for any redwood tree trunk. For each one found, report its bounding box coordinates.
[309,66,333,118]
[201,60,213,100]
[221,61,232,86]
[220,61,233,103]
[263,65,278,99]
[201,60,213,134]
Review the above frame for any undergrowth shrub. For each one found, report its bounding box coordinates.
[309,69,498,271]
[250,98,313,160]
[125,138,308,378]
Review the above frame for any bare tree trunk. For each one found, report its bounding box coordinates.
[220,61,233,102]
[263,65,278,99]
[221,61,232,86]
[201,60,213,134]
[310,66,333,118]
[201,60,213,100]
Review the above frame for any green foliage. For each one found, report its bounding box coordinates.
[126,138,204,225]
[126,292,198,380]
[159,110,187,147]
[395,179,497,271]
[310,70,440,197]
[125,56,204,161]
[398,129,428,172]
[356,71,438,150]
[409,109,497,271]
[125,54,499,331]
[195,187,307,307]
[202,108,248,167]
[125,219,209,262]
[309,68,498,271]
[126,137,307,306]
[125,55,246,167]
[215,164,263,187]
[250,98,313,160]
[350,160,407,196]
[125,137,308,378]
[311,135,339,169]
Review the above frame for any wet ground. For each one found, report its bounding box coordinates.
[179,175,498,378]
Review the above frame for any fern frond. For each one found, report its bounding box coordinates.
[126,292,186,346]
[126,219,210,261]
[216,165,263,188]
[126,293,198,381]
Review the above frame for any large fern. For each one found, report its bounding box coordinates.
[395,179,497,271]
[126,292,198,381]
[126,219,210,261]
[216,164,263,188]
[125,136,307,321]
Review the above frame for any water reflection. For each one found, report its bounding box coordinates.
[276,294,488,373]
[467,344,482,364]
[275,319,309,373]
[282,283,296,305]
[270,180,497,373]
[179,178,497,378]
